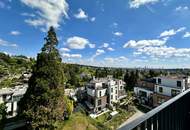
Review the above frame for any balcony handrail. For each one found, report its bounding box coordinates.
[118,88,190,130]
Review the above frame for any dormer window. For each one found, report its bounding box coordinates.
[177,81,181,87]
[158,78,161,84]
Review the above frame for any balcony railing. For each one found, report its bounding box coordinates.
[118,89,190,130]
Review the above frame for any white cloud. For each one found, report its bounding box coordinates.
[104,56,128,63]
[96,49,105,56]
[88,43,96,48]
[10,31,21,36]
[107,47,115,51]
[129,0,159,8]
[159,27,186,37]
[21,12,36,17]
[183,32,190,38]
[123,39,166,48]
[125,28,190,60]
[100,43,109,48]
[59,47,70,52]
[61,53,82,58]
[91,49,105,60]
[90,17,96,22]
[136,46,190,58]
[66,36,90,49]
[113,32,123,36]
[74,8,88,19]
[20,0,69,30]
[175,6,189,12]
[0,38,18,47]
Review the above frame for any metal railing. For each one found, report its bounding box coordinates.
[118,89,190,130]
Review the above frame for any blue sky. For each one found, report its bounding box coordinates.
[1,0,190,68]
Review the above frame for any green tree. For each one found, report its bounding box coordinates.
[0,103,7,128]
[124,70,138,91]
[64,97,73,117]
[124,70,129,89]
[19,27,67,129]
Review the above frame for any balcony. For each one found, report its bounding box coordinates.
[118,89,190,130]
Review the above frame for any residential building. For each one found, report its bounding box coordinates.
[134,79,155,107]
[134,75,190,108]
[0,84,28,117]
[153,76,190,107]
[85,76,126,113]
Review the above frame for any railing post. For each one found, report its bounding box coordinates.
[147,118,152,130]
[153,114,158,130]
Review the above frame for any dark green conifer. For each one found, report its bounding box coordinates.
[19,27,66,129]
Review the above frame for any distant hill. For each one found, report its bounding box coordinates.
[0,52,34,88]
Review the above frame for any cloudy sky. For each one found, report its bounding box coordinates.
[1,0,190,68]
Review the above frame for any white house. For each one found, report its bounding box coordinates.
[85,76,126,113]
[153,76,190,107]
[154,76,189,97]
[0,84,28,117]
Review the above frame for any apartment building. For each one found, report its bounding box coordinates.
[153,76,190,107]
[134,75,190,108]
[0,84,28,117]
[134,79,155,107]
[85,76,126,113]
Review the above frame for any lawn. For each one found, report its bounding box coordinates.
[61,112,97,130]
[61,106,135,130]
[95,112,110,123]
[61,112,110,130]
[104,108,135,130]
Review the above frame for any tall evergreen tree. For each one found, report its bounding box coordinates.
[19,27,67,129]
[124,70,138,91]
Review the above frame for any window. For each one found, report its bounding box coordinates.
[171,89,180,97]
[115,90,117,94]
[158,78,161,84]
[99,91,102,97]
[120,86,122,90]
[111,95,113,100]
[111,88,113,93]
[159,87,163,93]
[98,99,101,106]
[115,96,117,100]
[139,90,147,97]
[177,81,181,87]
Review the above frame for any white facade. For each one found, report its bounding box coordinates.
[0,84,28,118]
[87,87,95,97]
[154,76,189,97]
[155,77,189,89]
[108,83,118,105]
[155,85,181,97]
[96,88,107,98]
[86,82,107,97]
[86,76,126,111]
[134,87,153,98]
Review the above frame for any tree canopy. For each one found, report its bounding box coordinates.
[19,27,68,129]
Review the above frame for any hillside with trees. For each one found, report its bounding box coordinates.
[0,52,34,88]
